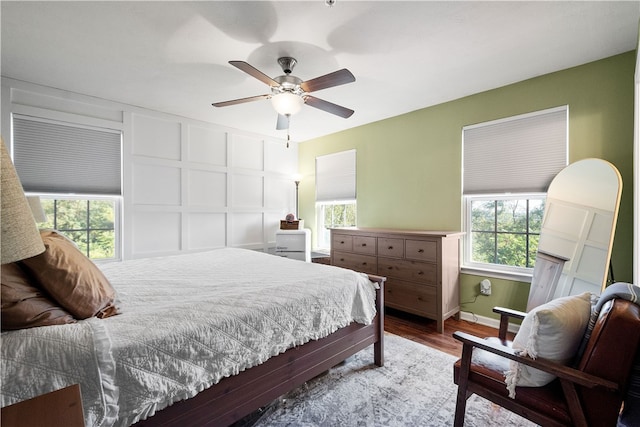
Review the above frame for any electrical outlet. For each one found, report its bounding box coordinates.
[480,279,492,296]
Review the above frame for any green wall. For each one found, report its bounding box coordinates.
[298,51,636,319]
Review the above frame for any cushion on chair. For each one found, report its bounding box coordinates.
[505,292,592,398]
[470,337,510,371]
[453,359,573,425]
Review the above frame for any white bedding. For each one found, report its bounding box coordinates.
[1,248,377,427]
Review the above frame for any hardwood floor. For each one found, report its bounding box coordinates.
[384,307,503,357]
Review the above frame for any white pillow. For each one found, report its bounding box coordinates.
[505,292,592,398]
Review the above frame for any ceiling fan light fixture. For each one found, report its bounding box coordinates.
[213,58,355,127]
[271,92,304,116]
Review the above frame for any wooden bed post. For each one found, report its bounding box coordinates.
[368,274,386,367]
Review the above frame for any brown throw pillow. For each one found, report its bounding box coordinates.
[21,230,119,320]
[1,262,76,330]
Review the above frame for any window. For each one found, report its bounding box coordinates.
[316,201,357,250]
[465,195,545,274]
[315,150,357,250]
[463,107,567,277]
[12,114,122,260]
[35,195,120,260]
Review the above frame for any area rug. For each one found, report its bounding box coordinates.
[250,333,538,426]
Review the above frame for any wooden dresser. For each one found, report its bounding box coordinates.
[331,228,463,333]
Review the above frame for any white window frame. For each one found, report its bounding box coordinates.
[315,200,357,251]
[462,106,567,280]
[315,149,357,251]
[12,112,123,262]
[31,193,122,262]
[463,193,545,281]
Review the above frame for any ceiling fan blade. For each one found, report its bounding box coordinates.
[212,94,270,108]
[276,114,289,130]
[304,95,354,118]
[229,60,279,87]
[300,69,355,93]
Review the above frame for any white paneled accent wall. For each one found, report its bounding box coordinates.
[1,78,298,260]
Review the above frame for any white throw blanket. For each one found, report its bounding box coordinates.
[1,248,377,427]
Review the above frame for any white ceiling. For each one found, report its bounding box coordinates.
[2,1,638,142]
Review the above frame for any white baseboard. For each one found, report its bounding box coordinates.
[458,311,520,334]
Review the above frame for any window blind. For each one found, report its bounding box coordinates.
[463,107,567,194]
[12,115,122,195]
[316,149,356,202]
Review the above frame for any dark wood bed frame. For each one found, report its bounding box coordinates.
[136,275,385,427]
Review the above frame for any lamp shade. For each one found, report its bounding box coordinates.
[26,196,48,223]
[1,137,45,264]
[271,92,304,116]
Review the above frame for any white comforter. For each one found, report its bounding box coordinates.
[1,248,377,427]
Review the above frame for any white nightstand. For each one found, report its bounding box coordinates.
[275,229,311,262]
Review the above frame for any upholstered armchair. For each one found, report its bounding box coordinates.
[452,285,640,427]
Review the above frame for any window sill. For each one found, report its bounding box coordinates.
[461,266,532,283]
[93,258,121,264]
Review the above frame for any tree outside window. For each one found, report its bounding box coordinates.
[39,197,118,260]
[467,196,544,271]
[316,201,356,250]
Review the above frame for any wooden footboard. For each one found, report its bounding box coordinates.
[136,276,385,427]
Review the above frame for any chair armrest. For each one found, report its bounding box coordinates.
[452,331,618,392]
[493,306,526,341]
[493,306,526,319]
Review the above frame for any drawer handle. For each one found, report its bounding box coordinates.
[361,243,367,247]
[387,266,393,270]
[418,249,424,253]
[418,271,424,275]
[362,262,368,266]
[388,246,393,250]
[340,241,345,244]
[340,258,345,262]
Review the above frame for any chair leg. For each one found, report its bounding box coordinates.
[454,343,474,427]
[559,379,588,427]
[454,388,470,427]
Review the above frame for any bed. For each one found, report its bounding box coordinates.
[1,246,384,427]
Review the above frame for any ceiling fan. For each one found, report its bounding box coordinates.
[212,57,355,131]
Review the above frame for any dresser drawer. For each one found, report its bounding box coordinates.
[405,239,438,262]
[378,257,437,284]
[377,237,404,258]
[332,234,353,252]
[332,251,377,275]
[353,236,376,255]
[385,279,437,317]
